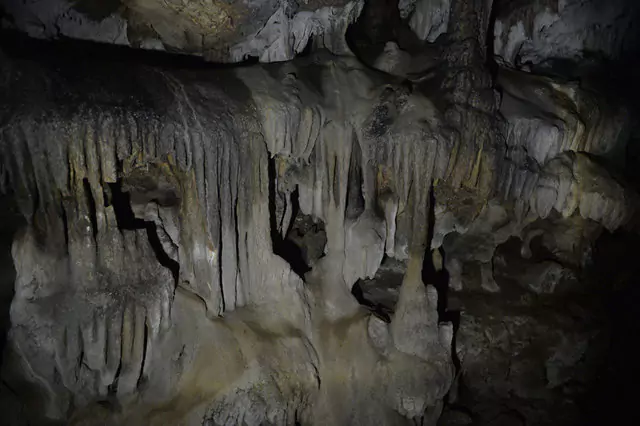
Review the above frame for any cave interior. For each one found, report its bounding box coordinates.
[0,0,640,425]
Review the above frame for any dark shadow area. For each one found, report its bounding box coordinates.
[346,0,425,63]
[70,0,122,22]
[578,230,640,426]
[346,0,401,62]
[267,157,312,277]
[345,139,366,220]
[298,36,315,58]
[351,270,393,323]
[83,178,98,241]
[0,28,261,72]
[0,192,23,358]
[0,192,30,425]
[485,0,500,77]
[107,180,179,282]
[422,183,456,322]
[421,184,463,413]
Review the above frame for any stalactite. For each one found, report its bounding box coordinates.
[1,1,639,421]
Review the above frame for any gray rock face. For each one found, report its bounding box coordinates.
[454,291,607,426]
[353,223,612,426]
[0,41,459,425]
[494,0,640,69]
[438,62,638,298]
[1,0,639,425]
[402,0,451,42]
[0,0,363,63]
[497,68,637,231]
[0,0,132,46]
[229,0,364,62]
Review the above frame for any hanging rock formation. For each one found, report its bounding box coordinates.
[0,35,459,425]
[1,0,640,425]
[0,0,364,63]
[493,0,640,71]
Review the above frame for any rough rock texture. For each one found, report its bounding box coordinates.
[0,0,133,46]
[400,0,451,42]
[357,215,637,426]
[451,290,608,426]
[358,260,609,426]
[437,61,639,296]
[0,0,363,62]
[494,0,640,70]
[1,0,640,425]
[0,35,459,425]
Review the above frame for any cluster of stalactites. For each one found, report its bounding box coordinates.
[497,69,636,230]
[0,55,324,420]
[0,55,320,328]
[245,58,457,272]
[3,109,179,415]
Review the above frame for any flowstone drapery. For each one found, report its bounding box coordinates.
[1,1,640,425]
[0,41,459,425]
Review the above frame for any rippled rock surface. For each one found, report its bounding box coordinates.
[1,1,640,425]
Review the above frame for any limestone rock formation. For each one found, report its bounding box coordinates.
[400,0,451,42]
[0,0,363,62]
[493,0,640,70]
[1,0,640,425]
[0,35,460,425]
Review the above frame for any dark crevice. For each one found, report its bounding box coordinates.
[107,180,179,282]
[351,279,392,323]
[102,187,111,208]
[77,349,85,380]
[61,200,69,249]
[233,198,241,309]
[82,178,98,241]
[0,193,22,362]
[267,158,278,242]
[108,181,143,230]
[346,138,365,220]
[286,189,301,237]
[421,183,462,409]
[346,0,421,62]
[136,322,149,389]
[218,175,226,313]
[145,222,179,283]
[486,0,500,77]
[107,364,121,398]
[72,0,122,22]
[298,36,315,57]
[107,312,123,398]
[332,155,340,207]
[0,29,264,72]
[267,157,311,277]
[422,182,449,318]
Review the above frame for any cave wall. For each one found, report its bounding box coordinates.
[0,38,460,426]
[0,0,364,62]
[0,0,639,425]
